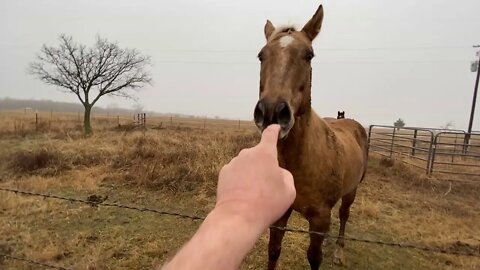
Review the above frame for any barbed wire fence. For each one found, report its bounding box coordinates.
[0,187,479,269]
[0,253,70,270]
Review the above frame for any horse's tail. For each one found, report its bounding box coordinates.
[359,125,369,184]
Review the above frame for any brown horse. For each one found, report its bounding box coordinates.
[253,5,368,269]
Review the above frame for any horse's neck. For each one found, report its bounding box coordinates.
[278,109,330,162]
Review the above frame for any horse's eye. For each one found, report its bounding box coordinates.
[257,52,264,62]
[305,51,314,62]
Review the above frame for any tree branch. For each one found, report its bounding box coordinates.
[29,34,152,109]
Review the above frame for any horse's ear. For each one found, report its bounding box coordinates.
[264,20,275,40]
[302,5,324,41]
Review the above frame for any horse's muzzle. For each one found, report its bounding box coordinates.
[254,99,294,139]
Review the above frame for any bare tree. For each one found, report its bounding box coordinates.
[440,121,455,131]
[29,34,152,134]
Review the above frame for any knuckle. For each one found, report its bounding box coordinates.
[239,147,255,158]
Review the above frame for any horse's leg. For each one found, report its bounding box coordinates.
[267,207,293,270]
[307,205,332,270]
[333,188,357,266]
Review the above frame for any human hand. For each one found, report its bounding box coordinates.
[161,125,295,270]
[215,124,296,233]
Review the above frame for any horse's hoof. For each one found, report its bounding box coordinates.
[333,245,346,266]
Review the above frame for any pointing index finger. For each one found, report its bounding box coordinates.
[260,124,281,152]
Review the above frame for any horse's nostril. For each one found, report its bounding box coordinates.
[276,102,291,127]
[254,100,266,126]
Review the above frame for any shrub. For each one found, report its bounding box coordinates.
[9,147,61,174]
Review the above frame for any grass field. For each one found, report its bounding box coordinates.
[0,110,257,137]
[0,112,479,269]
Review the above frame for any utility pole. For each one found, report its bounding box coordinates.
[465,45,480,153]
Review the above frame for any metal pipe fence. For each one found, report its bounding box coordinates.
[430,131,480,181]
[368,125,434,174]
[368,125,480,182]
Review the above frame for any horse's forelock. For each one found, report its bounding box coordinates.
[269,26,298,41]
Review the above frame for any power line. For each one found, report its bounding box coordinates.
[154,46,473,53]
[153,59,470,65]
[3,44,472,53]
[317,46,473,51]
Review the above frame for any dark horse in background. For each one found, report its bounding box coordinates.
[253,4,368,269]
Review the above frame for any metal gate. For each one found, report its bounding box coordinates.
[430,131,480,182]
[368,125,434,173]
[368,125,480,182]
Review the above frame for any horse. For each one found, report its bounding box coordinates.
[253,5,368,269]
[337,111,345,119]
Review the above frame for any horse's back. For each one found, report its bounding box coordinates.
[324,118,368,193]
[324,118,368,154]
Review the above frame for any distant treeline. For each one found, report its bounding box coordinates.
[0,98,131,115]
[0,98,200,118]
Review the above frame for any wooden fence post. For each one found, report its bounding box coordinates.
[411,129,418,156]
[35,113,38,131]
[389,128,397,159]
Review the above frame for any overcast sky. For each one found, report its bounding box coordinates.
[1,0,479,130]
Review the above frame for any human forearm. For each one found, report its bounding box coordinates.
[162,205,263,270]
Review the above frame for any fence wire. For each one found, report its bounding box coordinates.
[0,253,71,270]
[0,187,479,269]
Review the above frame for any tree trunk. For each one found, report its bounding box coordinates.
[84,105,93,135]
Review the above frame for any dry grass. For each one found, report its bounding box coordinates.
[0,110,256,140]
[0,113,479,269]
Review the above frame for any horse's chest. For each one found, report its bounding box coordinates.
[281,153,342,191]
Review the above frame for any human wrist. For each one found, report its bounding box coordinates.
[184,205,263,269]
[162,206,263,270]
[212,202,268,237]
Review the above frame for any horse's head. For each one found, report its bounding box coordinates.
[254,5,324,139]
